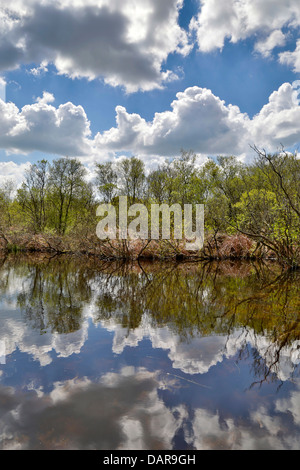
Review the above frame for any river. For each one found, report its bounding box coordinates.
[0,254,299,450]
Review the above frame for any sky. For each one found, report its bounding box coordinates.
[0,0,300,186]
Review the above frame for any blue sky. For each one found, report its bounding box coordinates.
[0,0,300,184]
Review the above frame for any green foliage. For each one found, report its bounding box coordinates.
[95,161,118,203]
[17,160,48,233]
[0,180,15,228]
[1,148,300,267]
[117,156,146,205]
[234,189,279,232]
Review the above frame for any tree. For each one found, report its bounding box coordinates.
[233,147,300,267]
[95,161,118,203]
[0,180,14,228]
[147,160,174,204]
[17,160,48,233]
[48,157,87,235]
[170,150,198,205]
[117,156,145,205]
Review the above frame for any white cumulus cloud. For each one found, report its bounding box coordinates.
[1,82,300,183]
[95,82,300,160]
[0,94,92,156]
[95,86,251,157]
[251,82,300,149]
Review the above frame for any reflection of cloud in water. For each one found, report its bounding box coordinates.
[189,402,300,450]
[0,270,31,302]
[103,315,229,374]
[0,266,96,366]
[1,299,299,383]
[103,315,300,382]
[0,316,89,367]
[1,285,299,384]
[276,382,300,426]
[0,366,299,450]
[0,367,184,450]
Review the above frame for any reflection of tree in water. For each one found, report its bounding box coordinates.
[13,255,93,334]
[227,267,300,386]
[1,254,299,384]
[93,260,300,384]
[95,263,153,331]
[93,260,299,334]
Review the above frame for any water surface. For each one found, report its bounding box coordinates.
[0,255,299,450]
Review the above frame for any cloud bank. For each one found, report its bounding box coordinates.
[1,81,300,185]
[0,0,191,92]
[1,0,300,92]
[1,82,300,158]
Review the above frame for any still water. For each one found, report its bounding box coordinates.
[0,254,299,450]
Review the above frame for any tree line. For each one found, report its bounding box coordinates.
[1,147,300,267]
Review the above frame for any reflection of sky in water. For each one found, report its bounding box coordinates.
[0,260,299,450]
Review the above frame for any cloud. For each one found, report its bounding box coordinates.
[35,91,55,105]
[0,94,92,156]
[254,30,287,58]
[0,304,90,367]
[1,0,299,95]
[251,82,300,149]
[190,0,300,59]
[0,161,30,187]
[0,0,191,92]
[95,82,300,160]
[29,61,49,77]
[1,81,300,182]
[279,39,300,72]
[95,86,251,157]
[0,76,6,101]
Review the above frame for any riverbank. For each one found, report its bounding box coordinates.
[0,230,276,262]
